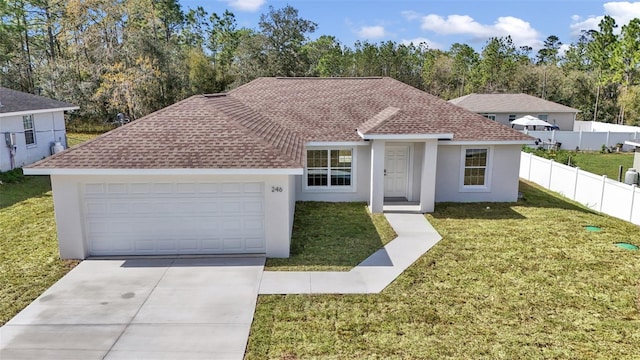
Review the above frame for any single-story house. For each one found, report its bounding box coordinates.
[24,77,532,259]
[449,93,579,131]
[0,87,78,172]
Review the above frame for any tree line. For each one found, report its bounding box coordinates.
[2,1,640,126]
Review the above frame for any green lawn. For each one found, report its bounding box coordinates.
[572,152,634,180]
[266,202,396,271]
[66,132,102,147]
[0,132,100,325]
[246,181,640,359]
[0,174,78,325]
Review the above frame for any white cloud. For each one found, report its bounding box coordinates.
[401,10,421,21]
[559,43,571,57]
[417,14,542,48]
[357,25,386,39]
[220,0,265,12]
[401,37,443,49]
[570,2,640,35]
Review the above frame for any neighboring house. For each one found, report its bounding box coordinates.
[24,77,532,260]
[449,93,579,131]
[0,87,78,172]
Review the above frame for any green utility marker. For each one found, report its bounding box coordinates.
[584,226,601,232]
[614,242,639,251]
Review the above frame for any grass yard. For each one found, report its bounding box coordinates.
[266,202,396,271]
[572,152,634,180]
[246,181,640,359]
[0,174,78,325]
[0,132,100,325]
[66,132,102,147]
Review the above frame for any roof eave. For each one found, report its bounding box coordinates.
[22,167,304,176]
[0,106,80,118]
[357,130,454,140]
[439,139,535,145]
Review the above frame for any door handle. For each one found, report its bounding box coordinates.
[384,169,387,176]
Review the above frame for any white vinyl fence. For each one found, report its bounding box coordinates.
[520,152,640,226]
[525,130,639,151]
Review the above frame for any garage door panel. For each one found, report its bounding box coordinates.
[107,183,127,194]
[84,181,265,256]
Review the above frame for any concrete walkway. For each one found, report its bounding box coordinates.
[259,213,442,294]
[0,257,264,360]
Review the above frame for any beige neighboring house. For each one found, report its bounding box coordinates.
[449,93,579,131]
[0,87,78,172]
[24,77,532,260]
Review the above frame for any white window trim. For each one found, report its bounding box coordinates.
[23,114,37,147]
[481,113,496,121]
[459,146,493,193]
[303,146,357,193]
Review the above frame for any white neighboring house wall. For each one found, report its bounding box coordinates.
[435,144,522,202]
[45,174,295,259]
[0,110,67,172]
[488,112,576,131]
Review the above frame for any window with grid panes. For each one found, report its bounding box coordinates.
[463,148,487,186]
[306,149,352,187]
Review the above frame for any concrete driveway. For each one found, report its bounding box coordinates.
[0,257,265,360]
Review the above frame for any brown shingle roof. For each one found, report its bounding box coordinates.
[449,93,579,113]
[29,95,301,169]
[28,77,532,170]
[0,87,78,115]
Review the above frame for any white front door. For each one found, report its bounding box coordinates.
[384,145,409,198]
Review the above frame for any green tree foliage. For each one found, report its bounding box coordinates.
[2,2,640,126]
[258,5,317,76]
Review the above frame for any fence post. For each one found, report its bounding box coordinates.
[599,175,607,212]
[528,152,533,180]
[573,167,580,200]
[606,131,610,147]
[548,159,554,189]
[630,184,637,223]
[579,130,583,150]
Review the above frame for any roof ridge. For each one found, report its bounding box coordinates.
[357,106,401,135]
[26,95,202,168]
[210,96,304,166]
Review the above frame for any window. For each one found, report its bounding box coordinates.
[460,147,492,192]
[23,115,35,145]
[481,113,496,121]
[306,149,353,188]
[508,114,516,122]
[538,114,548,121]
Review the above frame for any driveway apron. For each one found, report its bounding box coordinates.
[0,257,265,360]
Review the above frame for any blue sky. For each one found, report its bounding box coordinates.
[179,0,640,52]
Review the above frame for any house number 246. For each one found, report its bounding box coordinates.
[271,186,283,193]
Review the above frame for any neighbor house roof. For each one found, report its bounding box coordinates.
[0,87,78,116]
[27,77,532,171]
[449,93,579,114]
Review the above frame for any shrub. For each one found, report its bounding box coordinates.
[0,168,25,183]
[522,147,578,167]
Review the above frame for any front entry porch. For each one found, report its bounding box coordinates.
[369,139,439,214]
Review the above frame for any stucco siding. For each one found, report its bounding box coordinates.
[0,111,67,171]
[50,174,293,259]
[295,145,371,202]
[435,144,521,202]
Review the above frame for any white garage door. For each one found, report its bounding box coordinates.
[83,181,265,256]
